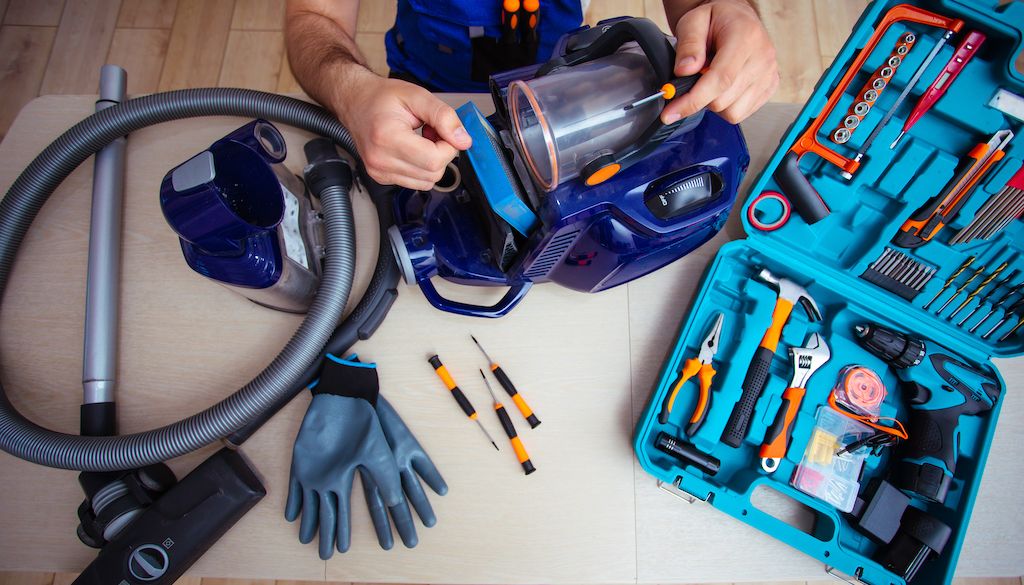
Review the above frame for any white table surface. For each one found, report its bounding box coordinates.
[0,94,1019,584]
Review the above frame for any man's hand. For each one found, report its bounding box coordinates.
[330,67,472,190]
[662,0,779,125]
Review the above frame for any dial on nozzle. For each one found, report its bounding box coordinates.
[854,324,925,369]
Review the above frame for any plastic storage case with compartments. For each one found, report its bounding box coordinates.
[633,1,1024,584]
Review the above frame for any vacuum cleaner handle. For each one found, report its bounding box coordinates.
[538,17,675,81]
[418,278,532,318]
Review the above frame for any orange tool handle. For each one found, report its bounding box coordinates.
[759,298,795,352]
[790,5,963,174]
[895,145,1006,247]
[494,402,536,475]
[658,357,701,425]
[491,364,541,428]
[759,386,807,460]
[685,363,716,437]
[428,355,479,420]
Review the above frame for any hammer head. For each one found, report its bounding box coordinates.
[789,332,831,388]
[757,268,821,321]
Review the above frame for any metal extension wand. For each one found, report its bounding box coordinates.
[82,64,127,436]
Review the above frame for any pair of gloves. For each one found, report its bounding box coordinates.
[285,354,447,559]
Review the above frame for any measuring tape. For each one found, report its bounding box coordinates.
[829,365,908,440]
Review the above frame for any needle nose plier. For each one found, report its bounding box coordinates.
[658,313,724,436]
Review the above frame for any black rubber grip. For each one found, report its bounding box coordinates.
[722,346,775,447]
[496,406,517,439]
[773,151,830,224]
[80,402,117,437]
[763,394,796,450]
[685,390,710,437]
[450,387,476,418]
[493,367,519,396]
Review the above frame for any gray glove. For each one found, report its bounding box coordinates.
[285,355,403,559]
[362,395,448,549]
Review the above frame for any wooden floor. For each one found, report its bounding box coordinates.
[0,1,1021,584]
[0,0,872,141]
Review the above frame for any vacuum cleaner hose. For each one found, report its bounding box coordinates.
[0,88,367,471]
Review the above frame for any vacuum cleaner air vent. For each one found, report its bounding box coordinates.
[524,230,580,278]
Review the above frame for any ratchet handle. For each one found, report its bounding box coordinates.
[759,386,806,460]
[722,346,775,447]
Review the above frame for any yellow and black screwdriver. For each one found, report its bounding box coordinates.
[480,370,536,475]
[428,355,499,450]
[471,335,541,428]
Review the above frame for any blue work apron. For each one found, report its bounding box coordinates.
[384,0,585,92]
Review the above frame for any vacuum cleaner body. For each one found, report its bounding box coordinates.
[390,17,750,317]
[160,120,325,313]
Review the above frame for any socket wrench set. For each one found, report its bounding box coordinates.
[634,1,1023,583]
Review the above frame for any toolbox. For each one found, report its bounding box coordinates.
[633,1,1024,584]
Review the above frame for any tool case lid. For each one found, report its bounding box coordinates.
[737,0,1024,361]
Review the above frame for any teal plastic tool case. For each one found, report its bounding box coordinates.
[634,1,1024,584]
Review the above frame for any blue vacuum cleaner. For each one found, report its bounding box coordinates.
[389,17,750,317]
[159,120,325,313]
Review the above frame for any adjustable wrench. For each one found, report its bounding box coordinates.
[760,332,831,473]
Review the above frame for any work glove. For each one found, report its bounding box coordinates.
[285,355,403,559]
[363,395,448,550]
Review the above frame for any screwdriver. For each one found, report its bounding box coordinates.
[480,370,536,475]
[923,256,975,310]
[624,75,701,111]
[471,335,541,428]
[428,355,499,450]
[890,31,985,149]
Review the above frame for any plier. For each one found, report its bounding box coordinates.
[658,312,724,436]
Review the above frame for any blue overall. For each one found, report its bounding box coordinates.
[384,0,585,92]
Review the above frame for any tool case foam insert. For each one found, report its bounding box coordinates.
[633,1,1023,584]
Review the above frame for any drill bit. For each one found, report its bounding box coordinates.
[936,263,987,315]
[924,256,976,310]
[970,281,1024,333]
[982,296,1024,339]
[949,262,1008,320]
[999,317,1024,342]
[958,271,1018,326]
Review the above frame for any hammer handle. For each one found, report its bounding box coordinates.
[722,346,774,447]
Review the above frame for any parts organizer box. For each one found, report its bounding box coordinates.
[634,1,1023,584]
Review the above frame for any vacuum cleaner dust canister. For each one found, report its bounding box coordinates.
[509,44,662,190]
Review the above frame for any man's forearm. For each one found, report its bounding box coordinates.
[285,1,368,112]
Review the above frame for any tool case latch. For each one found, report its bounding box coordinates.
[825,565,868,585]
[656,478,708,504]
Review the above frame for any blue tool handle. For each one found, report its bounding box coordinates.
[418,278,532,318]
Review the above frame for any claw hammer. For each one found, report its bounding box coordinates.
[722,269,822,447]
